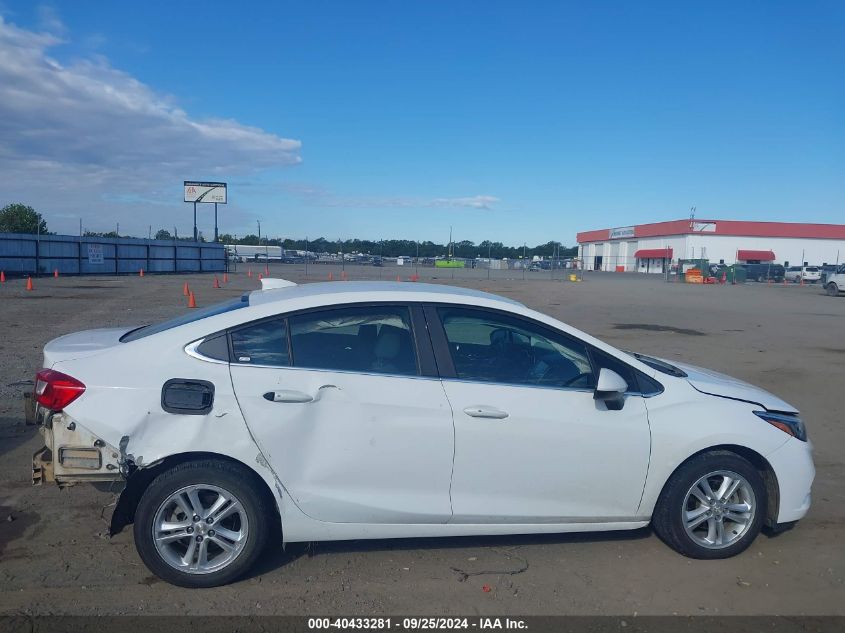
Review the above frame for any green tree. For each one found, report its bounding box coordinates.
[155,229,173,240]
[0,203,48,234]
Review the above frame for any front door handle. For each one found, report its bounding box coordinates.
[463,405,509,419]
[263,390,314,403]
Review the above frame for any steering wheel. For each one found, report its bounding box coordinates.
[533,360,590,388]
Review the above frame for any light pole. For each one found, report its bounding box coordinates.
[488,242,491,280]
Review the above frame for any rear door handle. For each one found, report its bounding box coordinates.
[263,390,314,403]
[463,405,509,419]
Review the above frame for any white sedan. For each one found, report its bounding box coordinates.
[31,280,814,587]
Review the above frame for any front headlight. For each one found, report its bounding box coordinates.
[754,410,807,441]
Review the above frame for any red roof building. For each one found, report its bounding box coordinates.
[577,219,845,273]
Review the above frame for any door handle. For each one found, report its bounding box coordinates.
[463,405,508,419]
[263,390,314,403]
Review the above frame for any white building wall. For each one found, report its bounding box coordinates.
[683,235,845,266]
[580,235,845,271]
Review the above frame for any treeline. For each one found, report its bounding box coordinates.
[1,203,579,259]
[219,235,578,260]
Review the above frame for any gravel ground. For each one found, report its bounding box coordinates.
[0,266,842,615]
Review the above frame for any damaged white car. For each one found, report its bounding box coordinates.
[31,280,814,587]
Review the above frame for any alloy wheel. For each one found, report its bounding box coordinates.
[682,470,756,549]
[152,484,249,574]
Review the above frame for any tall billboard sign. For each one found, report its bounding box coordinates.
[184,181,227,204]
[184,181,227,242]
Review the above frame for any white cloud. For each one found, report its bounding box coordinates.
[36,4,66,35]
[0,15,301,234]
[277,183,500,211]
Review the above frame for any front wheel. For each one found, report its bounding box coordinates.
[652,452,766,559]
[133,460,273,587]
[827,283,839,296]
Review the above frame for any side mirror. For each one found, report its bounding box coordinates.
[594,368,628,411]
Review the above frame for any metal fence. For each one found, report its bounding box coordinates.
[0,232,226,276]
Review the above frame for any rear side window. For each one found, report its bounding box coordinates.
[289,305,418,376]
[230,318,289,366]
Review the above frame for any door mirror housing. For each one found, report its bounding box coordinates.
[594,368,628,411]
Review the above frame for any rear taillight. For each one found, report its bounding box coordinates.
[34,369,86,411]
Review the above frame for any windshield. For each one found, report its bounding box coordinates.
[626,351,688,377]
[120,295,249,342]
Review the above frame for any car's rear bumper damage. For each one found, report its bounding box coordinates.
[30,400,124,488]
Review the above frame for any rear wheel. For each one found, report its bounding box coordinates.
[653,452,765,559]
[827,283,839,296]
[133,460,272,587]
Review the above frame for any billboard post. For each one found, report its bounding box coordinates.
[184,181,227,243]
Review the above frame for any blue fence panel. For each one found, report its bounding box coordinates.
[0,232,225,276]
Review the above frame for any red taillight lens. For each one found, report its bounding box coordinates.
[34,369,86,411]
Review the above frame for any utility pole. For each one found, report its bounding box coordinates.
[523,242,527,280]
[488,242,491,280]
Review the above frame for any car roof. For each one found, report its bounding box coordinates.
[247,280,525,308]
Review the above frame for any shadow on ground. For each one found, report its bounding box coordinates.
[242,526,654,582]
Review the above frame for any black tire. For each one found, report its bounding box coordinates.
[827,283,839,297]
[652,451,766,559]
[133,459,273,588]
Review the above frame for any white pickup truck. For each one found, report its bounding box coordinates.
[823,264,845,296]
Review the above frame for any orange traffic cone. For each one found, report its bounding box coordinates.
[53,269,58,278]
[396,275,401,282]
[248,268,253,278]
[265,264,270,276]
[187,291,197,308]
[341,271,348,281]
[213,276,220,289]
[1,271,5,283]
[258,273,263,280]
[328,272,334,281]
[139,268,144,277]
[26,276,33,291]
[183,281,190,296]
[223,272,228,284]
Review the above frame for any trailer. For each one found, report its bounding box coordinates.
[225,244,283,262]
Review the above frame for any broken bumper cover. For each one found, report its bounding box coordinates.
[30,400,123,487]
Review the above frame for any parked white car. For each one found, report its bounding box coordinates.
[31,280,814,587]
[823,265,845,296]
[785,266,821,283]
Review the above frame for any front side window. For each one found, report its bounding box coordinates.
[437,307,594,388]
[289,305,418,376]
[230,318,289,366]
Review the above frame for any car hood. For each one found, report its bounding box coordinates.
[43,327,136,366]
[664,359,799,414]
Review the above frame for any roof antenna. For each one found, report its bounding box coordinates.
[689,205,696,230]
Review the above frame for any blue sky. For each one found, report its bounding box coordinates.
[0,1,842,245]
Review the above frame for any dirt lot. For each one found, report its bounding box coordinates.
[0,267,843,615]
